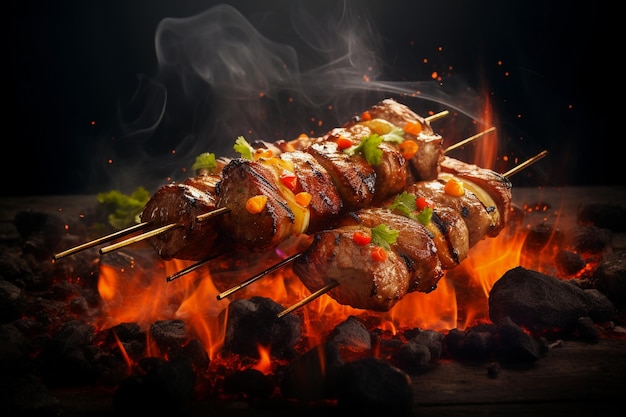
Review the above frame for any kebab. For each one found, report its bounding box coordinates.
[278,151,547,315]
[54,99,456,262]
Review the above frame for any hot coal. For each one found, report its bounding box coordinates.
[489,266,617,336]
[280,342,344,402]
[591,252,626,309]
[221,296,301,359]
[335,357,413,417]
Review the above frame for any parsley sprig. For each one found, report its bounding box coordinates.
[370,224,399,249]
[387,192,433,226]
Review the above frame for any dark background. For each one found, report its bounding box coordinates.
[5,0,619,197]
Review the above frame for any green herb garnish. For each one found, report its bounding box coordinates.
[345,134,383,165]
[380,127,405,144]
[234,136,254,160]
[96,187,150,230]
[370,224,399,250]
[191,152,217,173]
[387,192,432,226]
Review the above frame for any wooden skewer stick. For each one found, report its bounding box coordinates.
[277,280,339,319]
[216,252,303,300]
[99,223,181,255]
[424,110,449,123]
[53,222,152,260]
[166,253,224,282]
[196,206,231,222]
[502,150,548,178]
[276,149,550,318]
[444,127,496,154]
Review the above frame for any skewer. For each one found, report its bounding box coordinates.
[502,150,548,178]
[275,149,549,318]
[425,110,449,123]
[444,127,496,153]
[166,253,224,282]
[99,223,181,255]
[196,206,231,222]
[276,280,339,318]
[215,252,303,299]
[53,222,152,260]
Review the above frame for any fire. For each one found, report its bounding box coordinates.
[95,210,532,363]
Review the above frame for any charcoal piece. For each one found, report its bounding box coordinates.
[495,316,543,364]
[0,279,25,321]
[335,357,413,416]
[555,249,586,276]
[280,342,344,402]
[0,248,35,288]
[0,323,33,376]
[591,251,626,308]
[222,368,274,400]
[489,266,616,335]
[113,357,195,416]
[522,223,563,252]
[394,338,431,374]
[150,319,188,355]
[175,338,210,371]
[568,225,612,254]
[222,296,301,359]
[412,329,443,359]
[110,322,145,343]
[36,320,100,387]
[576,316,600,342]
[444,328,495,361]
[578,203,626,232]
[0,374,61,417]
[328,315,372,353]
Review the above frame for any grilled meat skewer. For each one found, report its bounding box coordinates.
[216,100,445,252]
[142,98,447,258]
[292,158,512,311]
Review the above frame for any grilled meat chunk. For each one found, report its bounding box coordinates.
[217,159,296,252]
[440,156,512,232]
[293,226,410,311]
[305,141,376,212]
[406,179,497,247]
[140,183,221,261]
[323,124,408,204]
[340,208,443,293]
[279,150,342,231]
[344,98,445,182]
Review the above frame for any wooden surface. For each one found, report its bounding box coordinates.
[49,338,626,417]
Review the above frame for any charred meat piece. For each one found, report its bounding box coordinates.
[426,206,470,269]
[440,156,512,231]
[140,183,222,261]
[406,179,497,247]
[279,150,343,231]
[339,208,443,293]
[323,124,408,204]
[344,98,444,182]
[217,159,296,252]
[293,226,410,312]
[305,141,376,212]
